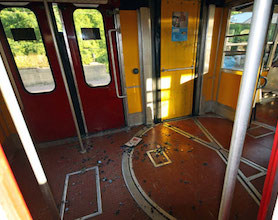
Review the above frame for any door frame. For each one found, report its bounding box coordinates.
[59,3,127,133]
[0,2,79,143]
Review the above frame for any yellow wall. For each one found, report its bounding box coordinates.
[217,72,241,109]
[160,0,200,119]
[202,7,224,102]
[119,10,143,114]
[212,8,264,111]
[201,7,245,110]
[217,68,268,109]
[212,7,242,110]
[202,6,267,112]
[212,8,229,102]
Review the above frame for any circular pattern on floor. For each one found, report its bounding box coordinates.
[122,116,274,219]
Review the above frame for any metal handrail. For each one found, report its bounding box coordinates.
[226,33,249,38]
[161,66,194,72]
[108,29,126,99]
[226,41,273,46]
[223,51,246,55]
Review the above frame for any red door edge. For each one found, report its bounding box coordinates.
[257,122,278,220]
[0,144,32,220]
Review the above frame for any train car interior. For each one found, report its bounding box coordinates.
[0,0,278,219]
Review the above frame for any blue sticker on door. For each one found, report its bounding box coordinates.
[172,12,188,42]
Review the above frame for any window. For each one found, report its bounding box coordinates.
[265,10,278,67]
[0,7,55,93]
[222,6,252,71]
[73,9,111,87]
[222,5,278,71]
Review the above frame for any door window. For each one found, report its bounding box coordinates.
[0,7,55,93]
[73,9,111,87]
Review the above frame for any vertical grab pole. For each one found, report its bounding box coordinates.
[0,47,60,219]
[218,0,273,219]
[43,0,86,153]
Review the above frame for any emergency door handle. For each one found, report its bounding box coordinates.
[108,29,126,99]
[161,66,194,72]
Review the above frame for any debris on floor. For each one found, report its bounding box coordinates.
[154,145,167,155]
[179,179,190,184]
[169,208,173,215]
[80,167,87,174]
[125,136,142,147]
[146,145,172,168]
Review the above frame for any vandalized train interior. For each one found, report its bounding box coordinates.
[0,0,278,219]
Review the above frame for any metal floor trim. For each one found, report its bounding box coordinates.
[122,126,176,220]
[164,117,268,205]
[121,116,270,218]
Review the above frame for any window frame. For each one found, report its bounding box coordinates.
[221,8,251,72]
[0,5,57,95]
[222,4,278,72]
[72,7,112,88]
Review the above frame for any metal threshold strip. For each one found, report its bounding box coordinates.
[163,117,267,205]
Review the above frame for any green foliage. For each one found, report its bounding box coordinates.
[15,54,49,68]
[0,8,45,56]
[267,24,276,42]
[231,11,242,16]
[53,5,62,32]
[0,7,49,68]
[0,7,108,69]
[227,11,277,52]
[228,24,249,52]
[229,23,250,36]
[73,9,108,67]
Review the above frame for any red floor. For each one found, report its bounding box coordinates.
[255,97,278,127]
[10,126,149,220]
[10,151,54,219]
[133,125,257,219]
[131,117,274,219]
[7,116,275,220]
[198,117,273,168]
